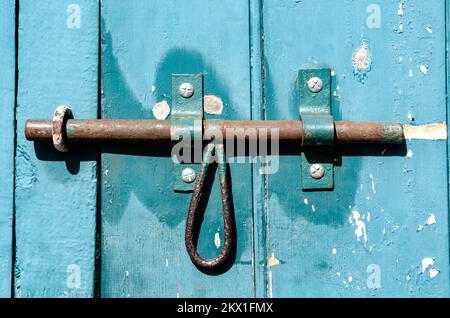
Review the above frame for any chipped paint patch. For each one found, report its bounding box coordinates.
[350,211,368,244]
[152,100,170,120]
[303,197,308,205]
[204,95,223,115]
[421,258,434,273]
[397,2,404,16]
[419,65,428,74]
[165,259,169,267]
[369,174,376,194]
[406,149,413,158]
[403,123,447,140]
[426,213,436,226]
[429,268,440,279]
[268,253,281,298]
[214,232,221,249]
[426,26,433,34]
[352,41,372,80]
[332,248,337,255]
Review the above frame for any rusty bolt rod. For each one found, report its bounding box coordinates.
[25,119,404,144]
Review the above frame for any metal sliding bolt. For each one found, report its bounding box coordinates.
[179,83,195,98]
[309,164,325,179]
[307,77,323,93]
[181,168,197,183]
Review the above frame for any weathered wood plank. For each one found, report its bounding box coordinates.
[0,0,16,298]
[15,0,99,297]
[101,0,254,297]
[263,0,449,297]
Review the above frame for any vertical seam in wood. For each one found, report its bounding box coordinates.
[94,0,102,298]
[249,0,268,298]
[11,0,19,299]
[445,0,450,296]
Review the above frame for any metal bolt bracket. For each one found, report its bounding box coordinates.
[171,74,204,192]
[299,69,335,191]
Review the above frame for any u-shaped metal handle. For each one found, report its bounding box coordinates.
[185,143,233,270]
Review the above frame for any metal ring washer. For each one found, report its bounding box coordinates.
[52,105,73,152]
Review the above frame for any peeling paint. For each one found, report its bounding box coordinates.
[426,213,436,226]
[352,41,372,80]
[419,65,428,74]
[421,258,434,273]
[397,2,404,17]
[369,174,376,194]
[268,253,281,298]
[204,95,223,115]
[406,149,413,158]
[152,100,170,120]
[403,123,447,140]
[429,268,440,279]
[332,248,337,255]
[350,211,368,244]
[426,26,433,34]
[303,198,308,205]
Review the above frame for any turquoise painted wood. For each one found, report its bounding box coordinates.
[263,0,449,297]
[0,0,448,298]
[0,0,16,298]
[100,0,255,297]
[14,0,99,297]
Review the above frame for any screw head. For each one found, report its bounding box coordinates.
[307,77,323,93]
[309,164,325,180]
[179,82,195,98]
[181,168,196,183]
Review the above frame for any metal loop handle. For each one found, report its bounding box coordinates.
[185,143,233,270]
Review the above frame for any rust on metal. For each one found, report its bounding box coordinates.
[185,143,233,270]
[25,119,405,145]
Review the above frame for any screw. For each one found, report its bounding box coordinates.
[179,83,195,98]
[181,168,196,183]
[309,164,325,179]
[307,77,323,93]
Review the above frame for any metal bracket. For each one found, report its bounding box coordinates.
[299,68,335,191]
[171,74,204,192]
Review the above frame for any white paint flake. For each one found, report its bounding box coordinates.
[367,212,371,223]
[369,174,376,194]
[204,95,223,115]
[352,41,372,73]
[214,232,221,249]
[408,69,414,77]
[398,23,404,33]
[421,258,435,273]
[151,85,156,93]
[332,248,337,255]
[166,259,169,267]
[426,26,433,34]
[303,198,309,205]
[348,276,353,283]
[311,205,316,212]
[426,213,436,226]
[398,2,404,17]
[417,225,424,232]
[152,100,170,120]
[429,268,440,279]
[350,211,368,244]
[419,65,428,74]
[392,225,400,233]
[406,149,414,158]
[104,169,109,176]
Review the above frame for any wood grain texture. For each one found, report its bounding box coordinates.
[263,0,449,297]
[101,0,254,297]
[0,0,16,298]
[14,0,98,297]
